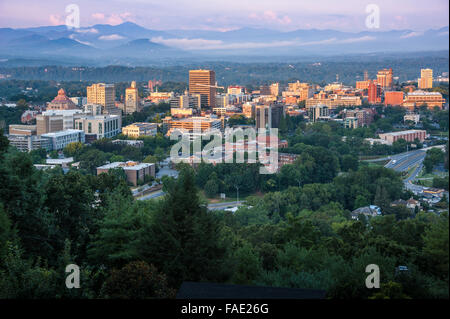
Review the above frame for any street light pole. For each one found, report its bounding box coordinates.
[235,185,239,203]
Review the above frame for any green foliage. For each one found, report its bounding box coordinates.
[136,168,227,288]
[101,261,175,299]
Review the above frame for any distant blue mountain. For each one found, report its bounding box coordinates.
[0,22,448,62]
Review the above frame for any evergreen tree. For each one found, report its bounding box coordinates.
[136,167,227,288]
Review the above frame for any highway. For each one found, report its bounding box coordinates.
[382,145,446,194]
[384,149,426,172]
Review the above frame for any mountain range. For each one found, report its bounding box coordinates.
[0,21,448,65]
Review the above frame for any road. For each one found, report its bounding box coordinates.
[207,201,244,210]
[137,190,165,201]
[384,149,426,172]
[381,145,446,194]
[138,194,244,211]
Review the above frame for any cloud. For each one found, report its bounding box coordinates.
[340,36,376,43]
[49,14,64,26]
[99,34,126,41]
[400,31,424,38]
[91,12,134,25]
[75,28,99,34]
[249,10,292,25]
[91,13,105,20]
[150,35,374,50]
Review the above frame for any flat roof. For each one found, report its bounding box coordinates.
[408,91,442,96]
[46,157,74,165]
[41,129,84,137]
[97,161,154,171]
[380,129,426,136]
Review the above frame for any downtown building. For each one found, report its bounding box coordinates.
[189,69,216,109]
[41,129,85,151]
[418,69,433,89]
[378,130,427,145]
[97,161,155,186]
[402,91,445,110]
[87,83,121,116]
[164,116,223,140]
[46,88,79,111]
[124,81,140,114]
[121,122,158,138]
[74,115,121,142]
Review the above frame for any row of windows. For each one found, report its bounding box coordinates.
[77,119,119,135]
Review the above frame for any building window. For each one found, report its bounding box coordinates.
[78,122,82,130]
[88,122,92,133]
[99,123,102,134]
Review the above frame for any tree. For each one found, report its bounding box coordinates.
[354,195,370,210]
[374,185,390,212]
[204,178,219,198]
[29,148,47,164]
[143,155,157,164]
[101,261,175,299]
[369,281,411,299]
[88,195,150,269]
[63,142,83,157]
[136,168,227,288]
[230,242,261,285]
[49,150,59,159]
[422,213,449,279]
[0,204,12,263]
[340,154,359,172]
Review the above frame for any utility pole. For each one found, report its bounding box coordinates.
[235,185,240,203]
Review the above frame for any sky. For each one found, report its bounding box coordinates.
[0,0,448,31]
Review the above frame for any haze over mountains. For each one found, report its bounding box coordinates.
[0,21,448,66]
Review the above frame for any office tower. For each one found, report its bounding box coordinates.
[255,104,284,129]
[87,83,118,115]
[189,70,216,108]
[368,80,381,104]
[418,68,433,89]
[270,104,285,129]
[309,105,329,123]
[270,83,280,97]
[255,105,270,130]
[125,81,140,114]
[260,85,271,96]
[364,70,369,81]
[148,80,154,93]
[47,88,78,111]
[376,68,393,89]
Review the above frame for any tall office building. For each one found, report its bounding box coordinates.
[418,68,433,89]
[270,83,280,97]
[368,80,381,104]
[87,83,118,115]
[255,105,270,130]
[364,70,369,81]
[125,81,140,114]
[189,70,216,109]
[255,104,284,129]
[309,105,329,123]
[376,68,393,89]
